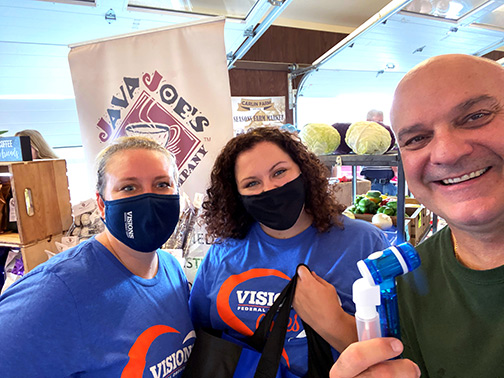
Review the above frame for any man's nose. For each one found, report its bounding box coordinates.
[429,127,473,165]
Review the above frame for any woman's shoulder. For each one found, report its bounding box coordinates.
[324,216,388,248]
[332,215,383,234]
[208,236,246,254]
[200,234,251,267]
[3,239,102,296]
[158,250,186,273]
[32,238,101,274]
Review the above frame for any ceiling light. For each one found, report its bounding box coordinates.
[105,8,116,24]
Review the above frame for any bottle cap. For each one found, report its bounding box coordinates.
[353,277,381,320]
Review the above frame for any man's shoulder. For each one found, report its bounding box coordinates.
[415,225,451,257]
[398,226,452,295]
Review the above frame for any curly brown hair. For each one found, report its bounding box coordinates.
[202,127,345,240]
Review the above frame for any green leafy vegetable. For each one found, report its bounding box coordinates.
[345,121,392,155]
[300,123,341,155]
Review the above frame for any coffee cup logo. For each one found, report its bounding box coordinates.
[97,72,210,186]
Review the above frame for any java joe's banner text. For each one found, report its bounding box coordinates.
[68,19,233,200]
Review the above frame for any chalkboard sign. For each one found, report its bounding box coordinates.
[0,136,32,162]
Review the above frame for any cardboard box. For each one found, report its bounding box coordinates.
[354,198,431,246]
[329,179,371,208]
[404,199,431,245]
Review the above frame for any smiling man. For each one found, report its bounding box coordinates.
[326,54,504,378]
[390,54,504,377]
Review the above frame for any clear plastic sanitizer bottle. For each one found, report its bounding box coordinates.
[356,242,420,339]
[353,277,382,341]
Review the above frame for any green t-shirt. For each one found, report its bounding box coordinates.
[398,226,504,377]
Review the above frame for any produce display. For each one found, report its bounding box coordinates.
[299,123,341,154]
[371,213,393,230]
[300,120,397,156]
[342,208,356,219]
[332,122,352,154]
[347,190,398,216]
[345,121,392,155]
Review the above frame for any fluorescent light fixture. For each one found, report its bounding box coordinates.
[227,0,294,68]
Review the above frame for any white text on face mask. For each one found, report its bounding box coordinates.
[125,211,134,239]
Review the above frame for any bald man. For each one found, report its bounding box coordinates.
[389,53,504,378]
[294,54,504,378]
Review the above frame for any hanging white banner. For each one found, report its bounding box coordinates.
[68,18,233,201]
[231,96,286,135]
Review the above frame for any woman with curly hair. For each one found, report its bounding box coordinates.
[189,127,388,377]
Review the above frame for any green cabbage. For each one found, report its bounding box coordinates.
[345,121,392,155]
[299,123,341,155]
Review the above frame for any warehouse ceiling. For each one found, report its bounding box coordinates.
[2,0,504,99]
[0,0,391,98]
[296,0,504,98]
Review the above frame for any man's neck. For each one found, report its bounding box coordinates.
[451,227,504,270]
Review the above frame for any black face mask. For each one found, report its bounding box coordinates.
[241,175,306,231]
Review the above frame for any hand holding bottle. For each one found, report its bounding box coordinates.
[329,338,421,378]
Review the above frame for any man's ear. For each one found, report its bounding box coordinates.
[96,192,105,219]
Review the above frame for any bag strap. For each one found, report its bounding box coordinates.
[249,263,334,378]
[251,264,298,378]
[302,320,334,378]
[248,269,296,350]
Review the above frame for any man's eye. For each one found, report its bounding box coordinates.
[465,111,492,124]
[403,135,430,149]
[157,182,171,188]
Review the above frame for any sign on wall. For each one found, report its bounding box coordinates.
[68,19,233,201]
[0,136,32,162]
[231,96,286,135]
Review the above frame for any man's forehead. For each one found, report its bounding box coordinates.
[400,55,504,92]
[391,55,504,127]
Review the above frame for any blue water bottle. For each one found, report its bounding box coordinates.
[356,242,420,339]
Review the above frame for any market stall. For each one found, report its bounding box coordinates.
[292,0,504,242]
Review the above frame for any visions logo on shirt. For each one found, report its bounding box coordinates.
[148,331,195,378]
[121,326,195,378]
[216,269,296,368]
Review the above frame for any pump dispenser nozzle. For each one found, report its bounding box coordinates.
[355,243,420,339]
[353,278,381,341]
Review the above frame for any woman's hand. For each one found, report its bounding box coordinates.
[330,338,421,378]
[293,265,357,352]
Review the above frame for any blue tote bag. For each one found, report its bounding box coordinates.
[183,265,334,378]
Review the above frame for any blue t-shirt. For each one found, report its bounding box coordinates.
[189,217,389,377]
[0,237,194,377]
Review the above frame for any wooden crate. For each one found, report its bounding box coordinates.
[404,200,431,246]
[9,159,72,245]
[0,159,72,272]
[354,201,430,246]
[20,233,65,272]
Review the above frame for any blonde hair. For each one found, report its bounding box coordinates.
[95,136,178,198]
[14,129,58,159]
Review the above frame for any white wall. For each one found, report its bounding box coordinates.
[0,99,94,205]
[296,92,394,128]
